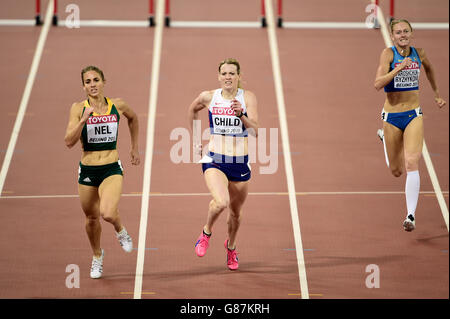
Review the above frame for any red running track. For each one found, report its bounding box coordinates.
[0,0,448,302]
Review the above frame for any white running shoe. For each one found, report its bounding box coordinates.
[116,227,133,253]
[403,214,416,232]
[90,249,104,279]
[377,129,384,142]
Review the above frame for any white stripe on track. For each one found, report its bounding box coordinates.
[133,0,165,299]
[0,190,447,200]
[374,2,449,232]
[422,142,449,231]
[0,20,447,30]
[0,19,36,26]
[0,1,54,195]
[170,21,260,28]
[264,0,309,299]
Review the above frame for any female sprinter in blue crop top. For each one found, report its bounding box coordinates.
[188,58,259,270]
[374,19,446,232]
[64,66,140,279]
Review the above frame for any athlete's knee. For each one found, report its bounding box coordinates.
[390,166,403,177]
[85,214,100,226]
[101,214,118,225]
[212,197,229,211]
[100,208,118,224]
[228,208,241,221]
[404,153,421,171]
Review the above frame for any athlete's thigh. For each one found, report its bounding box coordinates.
[204,168,230,203]
[228,180,249,209]
[403,116,423,156]
[98,174,123,214]
[78,184,100,217]
[383,121,404,167]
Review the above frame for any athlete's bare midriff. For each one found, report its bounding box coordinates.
[208,134,248,157]
[81,149,119,166]
[384,90,420,112]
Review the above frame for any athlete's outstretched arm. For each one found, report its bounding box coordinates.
[115,98,140,165]
[419,48,446,108]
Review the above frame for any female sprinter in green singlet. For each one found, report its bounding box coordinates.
[64,66,140,279]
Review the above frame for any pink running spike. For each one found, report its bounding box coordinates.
[195,232,210,257]
[224,239,239,270]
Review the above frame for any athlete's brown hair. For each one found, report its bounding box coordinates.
[81,65,105,85]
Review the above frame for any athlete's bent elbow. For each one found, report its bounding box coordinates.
[64,137,75,149]
[247,126,258,138]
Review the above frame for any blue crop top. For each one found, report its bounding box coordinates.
[384,46,421,93]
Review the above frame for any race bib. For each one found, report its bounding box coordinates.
[86,114,118,143]
[211,106,243,135]
[393,62,420,89]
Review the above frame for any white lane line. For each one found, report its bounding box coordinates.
[170,21,260,28]
[0,190,447,199]
[0,1,54,195]
[133,0,165,299]
[374,3,449,232]
[0,19,35,26]
[264,0,309,299]
[284,21,449,30]
[411,22,449,30]
[0,19,447,29]
[70,20,148,27]
[422,143,449,231]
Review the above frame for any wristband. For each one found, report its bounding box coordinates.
[236,112,243,118]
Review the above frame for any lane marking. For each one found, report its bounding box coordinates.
[288,293,323,297]
[0,19,447,29]
[121,291,155,295]
[171,21,260,28]
[422,143,449,231]
[264,0,309,299]
[0,0,54,195]
[0,19,36,26]
[133,0,165,300]
[1,190,447,199]
[374,2,449,232]
[285,22,449,29]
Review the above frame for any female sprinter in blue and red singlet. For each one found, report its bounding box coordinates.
[188,58,259,270]
[64,66,140,278]
[374,19,446,232]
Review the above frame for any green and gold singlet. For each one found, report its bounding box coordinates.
[81,97,120,151]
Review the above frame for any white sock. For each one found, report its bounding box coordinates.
[405,170,420,218]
